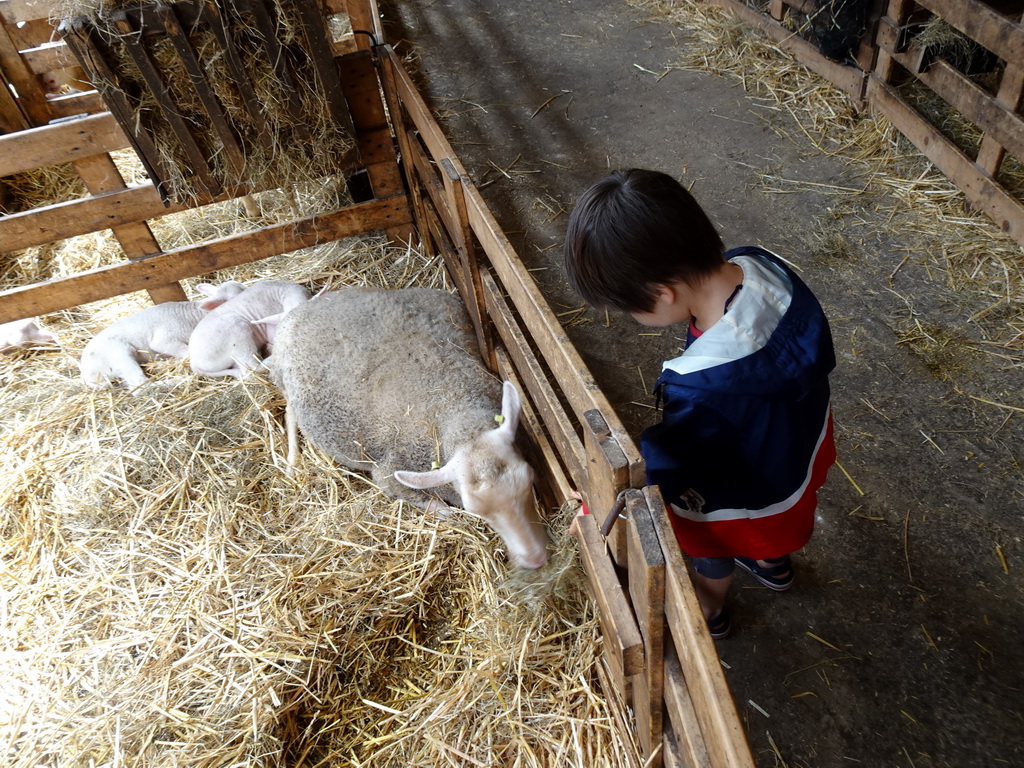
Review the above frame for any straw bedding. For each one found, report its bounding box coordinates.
[1,188,631,765]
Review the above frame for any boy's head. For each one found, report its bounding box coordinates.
[564,168,725,313]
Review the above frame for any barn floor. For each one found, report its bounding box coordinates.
[385,1,1024,766]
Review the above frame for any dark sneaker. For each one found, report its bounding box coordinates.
[734,556,794,591]
[707,606,732,640]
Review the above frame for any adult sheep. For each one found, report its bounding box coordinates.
[268,287,549,569]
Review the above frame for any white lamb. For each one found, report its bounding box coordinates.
[80,281,244,392]
[268,287,550,570]
[1,317,56,353]
[189,280,311,379]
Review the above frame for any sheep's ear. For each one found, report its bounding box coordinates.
[196,283,218,297]
[394,464,456,490]
[495,381,521,439]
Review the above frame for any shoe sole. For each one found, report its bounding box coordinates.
[707,610,732,640]
[734,558,793,591]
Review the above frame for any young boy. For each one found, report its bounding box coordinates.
[564,168,836,639]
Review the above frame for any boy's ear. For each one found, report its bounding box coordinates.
[653,283,679,306]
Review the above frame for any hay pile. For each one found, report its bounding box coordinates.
[2,195,630,765]
[56,0,356,205]
[629,0,1024,363]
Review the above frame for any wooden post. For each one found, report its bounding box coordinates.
[336,49,415,243]
[646,486,755,768]
[582,408,631,566]
[0,15,52,127]
[345,0,383,49]
[441,157,495,370]
[874,0,913,83]
[625,489,666,767]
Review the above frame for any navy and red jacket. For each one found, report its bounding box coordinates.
[640,247,836,559]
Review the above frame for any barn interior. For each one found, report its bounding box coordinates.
[2,0,1023,766]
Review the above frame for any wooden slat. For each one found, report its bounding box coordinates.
[111,11,220,199]
[573,512,644,681]
[1,184,176,252]
[236,0,312,145]
[292,0,355,138]
[157,3,246,178]
[646,487,755,768]
[60,19,173,198]
[867,75,1024,245]
[977,11,1024,176]
[41,88,102,118]
[625,490,666,766]
[7,15,48,49]
[879,37,1024,164]
[482,270,587,484]
[377,51,438,251]
[853,0,889,75]
[442,157,494,367]
[0,0,53,24]
[198,1,275,155]
[663,643,713,768]
[20,42,77,74]
[874,2,913,83]
[405,131,460,241]
[0,195,409,323]
[914,0,1024,67]
[0,61,30,132]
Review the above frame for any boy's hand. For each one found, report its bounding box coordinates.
[567,490,589,535]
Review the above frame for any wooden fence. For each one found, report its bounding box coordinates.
[707,0,1024,248]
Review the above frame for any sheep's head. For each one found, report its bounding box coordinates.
[394,381,550,569]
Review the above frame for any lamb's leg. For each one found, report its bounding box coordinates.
[285,405,299,477]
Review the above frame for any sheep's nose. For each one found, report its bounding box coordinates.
[517,548,549,570]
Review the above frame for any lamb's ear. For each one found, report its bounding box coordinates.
[394,464,457,490]
[196,280,245,309]
[198,296,228,311]
[195,284,229,311]
[495,380,521,439]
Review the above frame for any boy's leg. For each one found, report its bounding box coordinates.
[692,557,735,620]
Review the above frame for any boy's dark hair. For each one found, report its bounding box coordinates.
[564,169,725,313]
